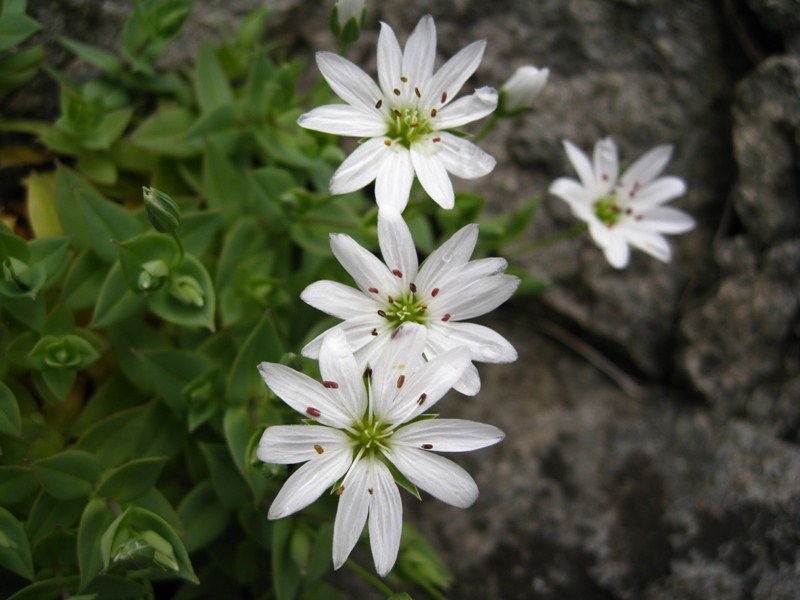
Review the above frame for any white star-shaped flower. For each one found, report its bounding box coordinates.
[298,14,497,212]
[549,137,696,269]
[257,325,504,576]
[301,210,519,395]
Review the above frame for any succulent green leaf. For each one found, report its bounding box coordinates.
[91,262,148,328]
[0,466,38,503]
[0,506,34,580]
[177,481,228,553]
[195,43,233,113]
[26,490,84,547]
[59,36,123,73]
[62,250,109,309]
[32,449,102,500]
[148,254,215,330]
[116,232,180,292]
[0,13,40,51]
[0,379,21,435]
[23,171,62,237]
[226,311,283,404]
[95,456,168,502]
[201,443,248,509]
[139,349,213,413]
[32,367,77,403]
[202,140,247,216]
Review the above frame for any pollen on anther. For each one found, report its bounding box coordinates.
[306,407,321,417]
[314,444,324,454]
[432,137,441,143]
[635,215,644,221]
[400,76,408,82]
[334,486,345,496]
[323,381,339,389]
[421,443,433,450]
[387,295,394,304]
[384,139,392,146]
[430,108,437,117]
[625,208,633,215]
[365,367,373,378]
[392,269,403,278]
[367,487,374,495]
[393,88,401,96]
[377,309,387,318]
[371,328,378,336]
[410,283,417,292]
[441,91,448,103]
[415,87,421,98]
[396,374,405,388]
[375,99,383,109]
[442,313,451,322]
[369,287,379,294]
[417,393,427,405]
[431,287,440,297]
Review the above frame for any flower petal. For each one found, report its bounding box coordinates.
[316,51,384,114]
[402,15,436,93]
[436,132,496,179]
[332,456,370,570]
[301,280,376,319]
[589,223,630,269]
[434,86,498,130]
[423,40,486,109]
[435,274,519,321]
[330,231,397,295]
[592,137,619,195]
[370,322,428,419]
[620,144,673,188]
[298,104,387,137]
[393,418,505,452]
[375,146,415,213]
[302,315,384,360]
[377,22,403,100]
[385,446,479,508]
[410,144,455,209]
[620,226,672,262]
[368,459,403,576]
[386,345,471,423]
[453,361,481,395]
[563,140,596,191]
[330,137,390,195]
[428,256,508,298]
[416,223,478,291]
[637,206,696,234]
[257,425,351,464]
[268,446,353,519]
[258,362,353,428]
[319,328,368,421]
[629,176,687,210]
[428,321,517,363]
[378,209,419,284]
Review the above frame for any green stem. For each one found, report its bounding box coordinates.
[345,559,395,597]
[474,113,498,142]
[172,231,185,264]
[507,222,588,256]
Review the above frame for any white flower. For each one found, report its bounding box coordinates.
[257,326,504,576]
[301,210,518,395]
[549,137,696,269]
[335,0,364,29]
[298,14,497,213]
[500,65,549,112]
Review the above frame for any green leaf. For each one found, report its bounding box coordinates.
[0,466,38,503]
[226,312,283,404]
[0,13,40,51]
[91,262,147,328]
[116,232,180,293]
[6,579,62,600]
[32,367,77,403]
[62,250,108,309]
[26,490,83,547]
[95,456,168,502]
[134,401,185,459]
[148,254,216,330]
[194,43,233,113]
[272,517,302,600]
[1,294,46,330]
[78,152,118,185]
[130,106,201,158]
[32,449,102,500]
[75,406,148,469]
[0,506,34,579]
[0,44,45,96]
[177,481,228,553]
[0,379,21,435]
[29,236,70,284]
[201,443,248,509]
[248,167,294,226]
[72,374,146,436]
[23,171,62,237]
[139,349,213,413]
[59,36,122,73]
[77,499,115,589]
[202,140,247,216]
[178,210,221,258]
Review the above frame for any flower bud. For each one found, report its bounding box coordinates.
[143,187,181,234]
[2,256,32,289]
[170,274,205,307]
[138,260,169,292]
[331,0,365,44]
[499,65,549,113]
[336,0,364,29]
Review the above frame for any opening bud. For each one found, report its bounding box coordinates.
[170,274,205,307]
[138,259,170,292]
[499,65,549,115]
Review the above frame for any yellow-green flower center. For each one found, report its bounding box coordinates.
[386,105,435,148]
[594,196,623,227]
[383,290,429,328]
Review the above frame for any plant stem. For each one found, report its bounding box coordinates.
[507,222,588,256]
[474,114,498,142]
[172,231,185,264]
[345,559,395,597]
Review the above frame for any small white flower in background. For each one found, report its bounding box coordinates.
[549,137,695,269]
[499,65,549,113]
[335,0,364,29]
[257,326,504,576]
[301,210,518,395]
[298,14,497,213]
